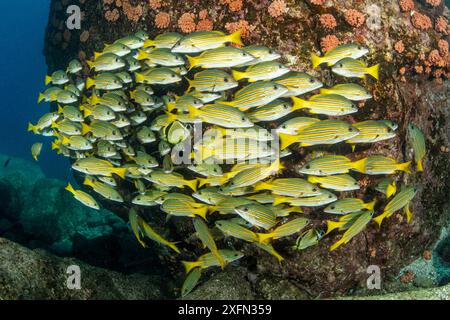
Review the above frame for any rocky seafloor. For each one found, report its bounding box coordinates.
[2,0,449,299]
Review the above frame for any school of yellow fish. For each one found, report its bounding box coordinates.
[29,30,426,296]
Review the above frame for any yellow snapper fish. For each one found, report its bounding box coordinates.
[292,94,357,116]
[234,203,277,230]
[324,198,375,214]
[307,174,360,192]
[83,176,124,203]
[239,45,281,66]
[128,208,147,248]
[375,177,397,198]
[96,140,118,158]
[182,250,244,273]
[208,197,255,215]
[185,104,253,128]
[279,120,359,150]
[155,192,196,205]
[232,61,290,82]
[80,105,116,121]
[254,242,284,263]
[166,95,203,112]
[226,158,283,189]
[332,58,379,80]
[276,117,321,135]
[72,157,127,178]
[146,170,198,191]
[373,186,418,226]
[247,99,295,122]
[325,210,368,235]
[213,125,274,142]
[45,70,69,86]
[271,204,303,217]
[161,199,209,219]
[28,112,59,134]
[135,67,182,85]
[218,81,288,111]
[60,135,93,151]
[186,69,238,93]
[94,43,131,59]
[272,189,338,207]
[257,217,310,244]
[172,30,243,53]
[86,72,123,90]
[89,92,127,112]
[329,210,373,251]
[81,121,123,141]
[192,187,230,205]
[86,53,125,71]
[187,46,255,70]
[140,218,181,253]
[298,155,357,176]
[193,217,226,268]
[253,178,321,197]
[320,83,372,101]
[130,89,155,107]
[143,32,183,49]
[67,59,82,74]
[311,43,369,68]
[113,35,145,50]
[352,155,411,175]
[294,228,323,250]
[51,119,82,135]
[56,90,79,104]
[65,183,100,210]
[57,105,83,122]
[136,126,156,144]
[31,142,43,161]
[132,190,168,206]
[38,87,63,103]
[346,120,396,150]
[274,71,323,97]
[196,172,236,188]
[407,123,426,172]
[215,220,259,242]
[137,48,185,66]
[187,163,223,177]
[181,268,202,298]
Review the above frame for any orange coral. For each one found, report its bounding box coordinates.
[310,0,325,5]
[426,0,441,6]
[411,12,432,30]
[178,12,196,33]
[399,0,414,12]
[225,20,255,39]
[438,39,449,56]
[320,35,340,53]
[319,14,337,30]
[268,0,286,18]
[394,40,405,54]
[196,19,214,31]
[435,16,449,35]
[428,49,445,67]
[400,270,414,284]
[105,8,120,22]
[199,9,208,20]
[148,0,162,9]
[399,66,406,75]
[345,9,365,28]
[155,12,170,29]
[122,0,144,22]
[414,65,424,74]
[229,0,243,12]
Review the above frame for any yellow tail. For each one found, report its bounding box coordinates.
[268,158,283,174]
[405,204,412,223]
[273,195,289,206]
[61,136,70,145]
[113,168,127,179]
[86,77,95,89]
[89,93,100,105]
[367,63,379,80]
[231,70,246,81]
[416,160,423,172]
[278,132,299,150]
[185,179,198,192]
[81,123,91,135]
[182,260,201,274]
[51,140,60,150]
[143,39,155,48]
[57,104,64,114]
[324,220,344,236]
[83,176,95,187]
[45,75,52,85]
[137,49,149,61]
[86,60,94,69]
[373,211,389,227]
[329,238,346,251]
[351,158,367,173]
[65,183,75,194]
[253,181,268,192]
[228,30,243,46]
[37,93,45,103]
[397,160,411,173]
[319,88,330,95]
[291,96,308,111]
[386,181,396,198]
[186,55,198,71]
[94,51,102,60]
[365,200,376,211]
[257,232,274,244]
[311,52,322,68]
[307,176,320,184]
[168,242,181,254]
[135,73,146,83]
[81,106,92,118]
[27,123,37,134]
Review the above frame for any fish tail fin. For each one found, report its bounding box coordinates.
[368,64,379,80]
[351,144,356,152]
[290,206,303,213]
[168,242,181,254]
[405,205,412,223]
[129,90,136,100]
[83,176,94,187]
[83,107,93,118]
[185,179,198,192]
[324,220,343,236]
[86,60,94,69]
[386,181,396,198]
[311,52,322,68]
[186,55,198,70]
[257,232,274,244]
[143,39,154,48]
[57,104,64,114]
[135,72,146,83]
[27,123,37,134]
[184,77,193,94]
[65,183,75,195]
[329,238,345,251]
[228,30,243,46]
[373,211,389,227]
[37,93,45,103]
[365,199,376,211]
[86,77,95,89]
[45,75,52,85]
[165,112,178,123]
[319,88,330,95]
[278,132,298,150]
[166,102,176,112]
[273,196,288,206]
[416,160,423,172]
[269,158,283,173]
[51,141,60,150]
[94,51,102,60]
[50,121,58,129]
[291,96,308,111]
[90,93,100,105]
[136,49,149,61]
[113,167,127,179]
[194,206,208,220]
[216,252,226,269]
[252,181,267,192]
[81,123,91,135]
[61,136,70,145]
[197,178,208,188]
[182,261,201,274]
[397,160,411,173]
[351,158,367,173]
[188,105,200,118]
[231,70,245,81]
[307,175,319,184]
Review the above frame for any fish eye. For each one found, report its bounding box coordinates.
[328,195,332,198]
[309,78,315,83]
[243,207,248,211]
[273,85,278,90]
[330,206,335,209]
[283,104,289,109]
[305,165,310,169]
[282,125,286,129]
[268,50,273,54]
[242,53,247,56]
[279,64,283,69]
[241,117,246,121]
[312,188,317,192]
[349,127,353,131]
[224,78,229,82]
[339,63,343,67]
[358,46,362,50]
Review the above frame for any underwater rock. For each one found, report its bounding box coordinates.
[0,237,163,299]
[41,0,450,297]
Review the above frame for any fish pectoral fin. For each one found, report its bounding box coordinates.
[405,204,412,223]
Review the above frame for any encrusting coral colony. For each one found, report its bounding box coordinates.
[34,0,448,297]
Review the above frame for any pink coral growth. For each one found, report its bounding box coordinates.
[399,0,414,12]
[310,0,325,5]
[394,40,405,54]
[105,8,120,22]
[196,19,214,31]
[199,9,208,20]
[148,0,162,9]
[320,35,340,53]
[155,12,170,29]
[122,0,144,22]
[411,12,432,30]
[319,14,337,30]
[438,39,449,56]
[435,16,449,35]
[345,9,365,28]
[426,0,441,7]
[428,49,445,67]
[225,20,255,39]
[220,0,243,12]
[268,0,287,18]
[178,13,196,33]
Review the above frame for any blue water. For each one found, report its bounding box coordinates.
[0,0,70,180]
